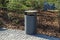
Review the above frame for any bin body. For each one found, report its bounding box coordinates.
[24,15,36,35]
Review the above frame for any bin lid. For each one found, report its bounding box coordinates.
[25,10,38,13]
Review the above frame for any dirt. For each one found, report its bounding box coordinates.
[37,11,60,38]
[0,10,24,30]
[5,23,24,30]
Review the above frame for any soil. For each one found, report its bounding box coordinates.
[37,11,60,38]
[0,10,24,30]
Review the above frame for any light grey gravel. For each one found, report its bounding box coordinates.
[0,28,60,40]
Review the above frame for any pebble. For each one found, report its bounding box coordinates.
[0,29,60,40]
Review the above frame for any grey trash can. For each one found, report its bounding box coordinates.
[24,10,37,35]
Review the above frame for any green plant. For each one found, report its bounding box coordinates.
[0,20,3,26]
[7,0,44,11]
[0,0,9,8]
[12,18,20,24]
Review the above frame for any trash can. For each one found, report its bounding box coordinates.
[24,10,37,35]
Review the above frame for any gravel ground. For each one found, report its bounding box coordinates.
[0,28,60,40]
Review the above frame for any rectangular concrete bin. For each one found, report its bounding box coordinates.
[24,15,36,34]
[24,10,37,35]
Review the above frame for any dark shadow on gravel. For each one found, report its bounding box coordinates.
[0,27,7,31]
[30,34,60,40]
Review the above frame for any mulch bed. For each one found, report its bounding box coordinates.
[0,10,24,30]
[37,11,60,38]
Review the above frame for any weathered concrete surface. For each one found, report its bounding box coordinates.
[0,28,60,40]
